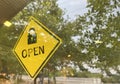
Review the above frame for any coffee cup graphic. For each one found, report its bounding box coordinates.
[28,28,37,44]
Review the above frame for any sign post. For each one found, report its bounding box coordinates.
[13,17,62,79]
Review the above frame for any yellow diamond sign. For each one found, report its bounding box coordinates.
[13,17,62,79]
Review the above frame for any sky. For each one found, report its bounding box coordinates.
[57,0,88,20]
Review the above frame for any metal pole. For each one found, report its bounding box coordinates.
[48,69,50,84]
[34,77,37,84]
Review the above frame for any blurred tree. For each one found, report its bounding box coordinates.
[0,25,24,76]
[66,0,120,82]
[0,0,65,83]
[0,0,120,83]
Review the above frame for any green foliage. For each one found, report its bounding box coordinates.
[0,0,65,76]
[102,75,120,83]
[0,0,120,82]
[66,0,120,77]
[76,71,102,78]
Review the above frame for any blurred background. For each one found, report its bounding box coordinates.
[0,0,120,84]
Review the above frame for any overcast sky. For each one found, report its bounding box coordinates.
[57,0,88,20]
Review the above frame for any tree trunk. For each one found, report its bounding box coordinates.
[53,76,56,84]
[53,67,56,84]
